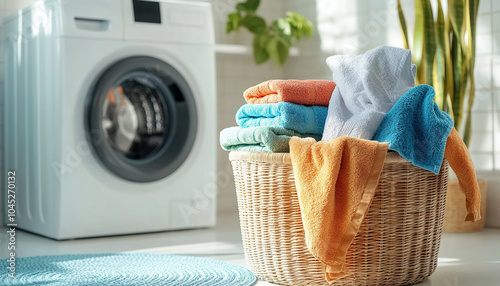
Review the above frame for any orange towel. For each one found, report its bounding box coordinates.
[289,136,388,282]
[243,79,336,106]
[445,128,481,221]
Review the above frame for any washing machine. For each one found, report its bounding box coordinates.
[3,0,217,239]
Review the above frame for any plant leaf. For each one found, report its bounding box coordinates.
[422,0,436,85]
[242,15,266,34]
[236,3,246,12]
[397,0,410,50]
[266,37,289,66]
[240,0,260,12]
[444,0,455,115]
[451,32,465,130]
[414,0,424,85]
[271,20,293,46]
[434,0,447,110]
[449,0,465,37]
[462,0,479,146]
[227,12,242,33]
[253,33,270,64]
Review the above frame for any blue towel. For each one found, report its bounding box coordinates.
[372,85,454,174]
[220,126,321,153]
[236,102,328,135]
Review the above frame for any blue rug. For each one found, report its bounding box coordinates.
[0,253,257,286]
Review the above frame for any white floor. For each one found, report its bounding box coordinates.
[1,213,499,286]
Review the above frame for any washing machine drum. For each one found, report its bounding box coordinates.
[86,56,198,183]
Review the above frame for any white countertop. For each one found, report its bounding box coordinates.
[1,213,499,285]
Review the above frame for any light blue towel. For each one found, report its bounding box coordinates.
[372,85,454,174]
[236,102,328,135]
[220,126,321,153]
[322,46,417,141]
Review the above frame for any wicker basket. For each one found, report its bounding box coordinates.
[229,151,448,286]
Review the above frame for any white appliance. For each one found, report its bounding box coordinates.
[3,0,217,239]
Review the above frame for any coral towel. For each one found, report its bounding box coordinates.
[243,79,336,106]
[289,136,388,282]
[445,128,482,222]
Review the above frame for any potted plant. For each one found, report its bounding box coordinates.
[225,0,314,66]
[397,0,487,232]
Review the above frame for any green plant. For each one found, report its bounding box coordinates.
[397,0,479,146]
[226,0,314,66]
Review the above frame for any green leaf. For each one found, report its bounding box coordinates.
[236,3,246,12]
[276,18,292,36]
[422,0,436,85]
[226,21,233,33]
[239,0,260,12]
[271,20,292,46]
[413,0,424,85]
[449,0,465,38]
[266,37,289,66]
[253,34,270,64]
[434,0,447,110]
[285,11,313,40]
[451,32,465,130]
[242,15,266,34]
[227,13,242,33]
[397,0,410,50]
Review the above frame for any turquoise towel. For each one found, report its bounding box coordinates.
[236,102,328,135]
[372,85,454,174]
[220,126,321,153]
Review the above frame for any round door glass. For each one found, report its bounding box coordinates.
[86,57,198,183]
[101,72,169,160]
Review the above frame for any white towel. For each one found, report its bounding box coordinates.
[321,46,416,141]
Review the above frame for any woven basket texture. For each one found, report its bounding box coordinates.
[229,151,448,286]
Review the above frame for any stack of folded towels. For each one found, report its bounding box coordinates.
[220,80,336,152]
[220,46,482,284]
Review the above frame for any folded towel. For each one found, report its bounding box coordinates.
[243,79,336,106]
[322,46,417,141]
[372,85,454,174]
[445,128,482,222]
[220,126,321,153]
[236,102,328,135]
[289,136,389,282]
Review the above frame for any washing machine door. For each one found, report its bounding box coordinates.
[85,56,197,182]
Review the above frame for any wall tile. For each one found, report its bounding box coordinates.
[472,89,492,111]
[469,132,493,152]
[471,112,494,132]
[493,56,500,87]
[495,130,500,154]
[477,33,492,55]
[469,152,494,171]
[475,56,492,89]
[494,0,500,12]
[479,0,492,14]
[494,89,500,110]
[493,12,500,32]
[494,32,500,54]
[496,153,500,171]
[477,13,492,35]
